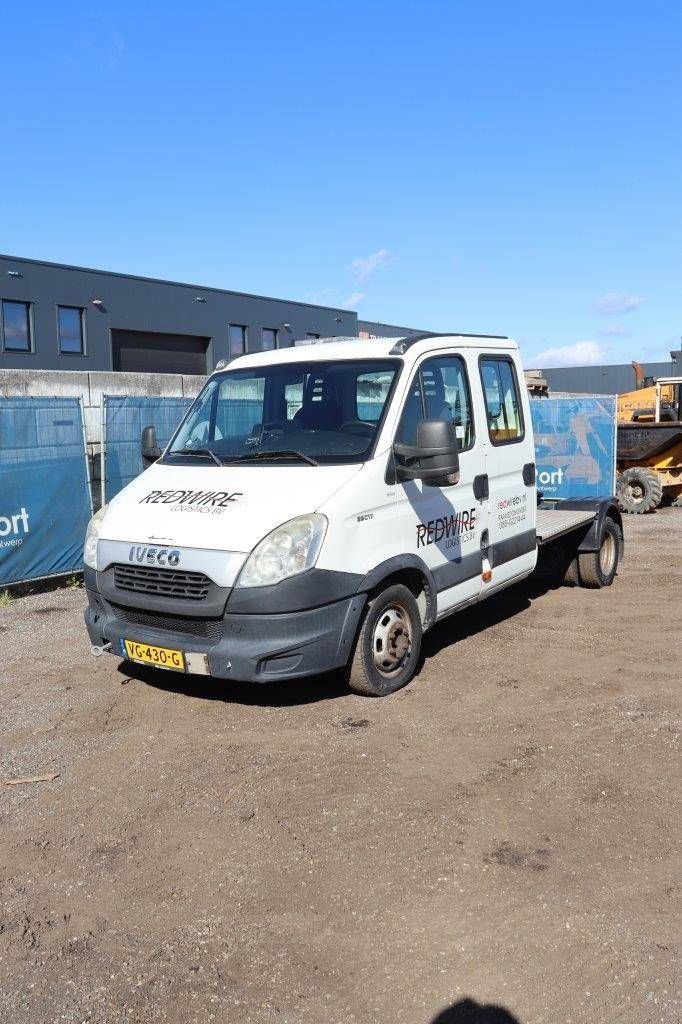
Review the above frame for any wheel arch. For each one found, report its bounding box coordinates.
[553,497,624,555]
[357,555,437,631]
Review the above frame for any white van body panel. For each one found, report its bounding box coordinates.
[99,461,362,557]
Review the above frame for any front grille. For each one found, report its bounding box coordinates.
[113,563,211,601]
[111,604,224,643]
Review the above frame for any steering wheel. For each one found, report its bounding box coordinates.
[339,420,376,437]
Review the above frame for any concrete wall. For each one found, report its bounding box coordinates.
[0,368,204,447]
[0,254,358,372]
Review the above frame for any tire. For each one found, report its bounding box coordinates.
[346,583,422,696]
[617,467,663,514]
[563,555,580,586]
[578,517,621,588]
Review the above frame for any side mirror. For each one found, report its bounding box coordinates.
[141,425,162,465]
[393,418,460,486]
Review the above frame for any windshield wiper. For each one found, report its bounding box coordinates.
[224,449,319,467]
[170,448,224,466]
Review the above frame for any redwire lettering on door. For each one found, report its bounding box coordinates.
[416,507,477,547]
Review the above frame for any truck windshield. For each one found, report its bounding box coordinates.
[165,358,400,466]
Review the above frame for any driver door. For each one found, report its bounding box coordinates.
[395,353,486,615]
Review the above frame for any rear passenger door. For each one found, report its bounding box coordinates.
[395,352,487,615]
[479,354,537,587]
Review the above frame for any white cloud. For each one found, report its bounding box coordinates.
[592,292,643,315]
[598,324,630,337]
[304,287,335,304]
[344,291,365,308]
[530,340,608,368]
[349,248,394,283]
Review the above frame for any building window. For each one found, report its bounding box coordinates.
[57,305,85,355]
[228,324,247,357]
[1,300,32,352]
[262,327,278,350]
[306,332,320,340]
[479,356,524,444]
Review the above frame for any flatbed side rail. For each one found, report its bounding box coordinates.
[536,497,623,555]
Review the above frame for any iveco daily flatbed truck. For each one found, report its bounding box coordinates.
[84,333,623,696]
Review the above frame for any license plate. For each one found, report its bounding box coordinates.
[121,639,185,672]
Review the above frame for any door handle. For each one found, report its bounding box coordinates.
[523,462,536,485]
[473,473,489,501]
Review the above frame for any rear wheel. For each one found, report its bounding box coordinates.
[578,517,621,588]
[346,583,422,696]
[617,467,663,514]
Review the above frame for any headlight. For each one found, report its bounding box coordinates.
[236,514,327,588]
[83,505,108,570]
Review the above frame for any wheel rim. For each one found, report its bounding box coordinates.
[372,603,412,676]
[626,482,645,501]
[599,531,616,575]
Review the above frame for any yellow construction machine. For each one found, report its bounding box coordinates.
[616,362,682,513]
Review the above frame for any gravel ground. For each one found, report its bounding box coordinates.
[0,509,680,1024]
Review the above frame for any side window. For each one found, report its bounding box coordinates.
[421,356,474,449]
[285,378,304,420]
[396,355,474,449]
[214,374,265,440]
[356,369,393,423]
[480,357,524,444]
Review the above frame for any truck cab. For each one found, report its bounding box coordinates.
[84,333,621,695]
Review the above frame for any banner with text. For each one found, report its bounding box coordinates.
[0,398,92,586]
[530,396,617,500]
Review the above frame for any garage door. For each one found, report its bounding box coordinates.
[111,330,210,375]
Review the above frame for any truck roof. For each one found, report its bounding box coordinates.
[217,333,516,372]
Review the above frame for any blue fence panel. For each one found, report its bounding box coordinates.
[0,397,92,586]
[103,396,192,502]
[530,396,617,499]
[216,398,267,438]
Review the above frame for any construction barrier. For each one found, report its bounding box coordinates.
[0,397,92,586]
[531,396,617,500]
[101,396,192,503]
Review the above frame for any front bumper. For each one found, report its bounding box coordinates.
[84,582,366,683]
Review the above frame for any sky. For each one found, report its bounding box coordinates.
[1,0,680,367]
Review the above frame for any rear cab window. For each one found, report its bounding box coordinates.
[479,356,524,444]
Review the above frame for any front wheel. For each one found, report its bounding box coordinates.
[346,583,422,696]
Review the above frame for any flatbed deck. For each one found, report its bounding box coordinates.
[536,507,596,543]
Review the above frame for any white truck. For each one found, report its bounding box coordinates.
[84,333,623,696]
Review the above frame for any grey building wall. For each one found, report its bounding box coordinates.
[537,360,679,395]
[357,319,430,339]
[0,254,358,372]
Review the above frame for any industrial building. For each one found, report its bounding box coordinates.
[3,252,676,393]
[538,356,680,396]
[0,254,423,376]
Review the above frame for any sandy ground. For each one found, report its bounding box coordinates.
[0,509,680,1024]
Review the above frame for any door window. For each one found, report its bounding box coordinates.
[356,369,394,423]
[480,357,524,444]
[397,355,474,449]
